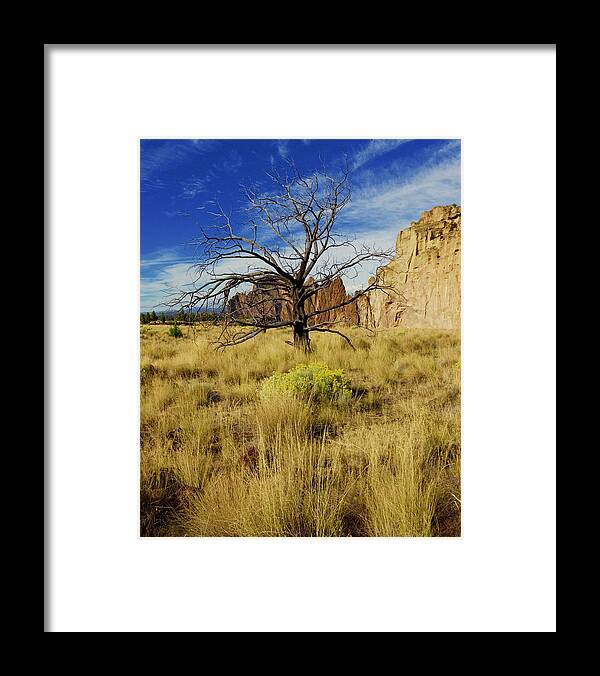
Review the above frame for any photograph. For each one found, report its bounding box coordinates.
[140,138,462,537]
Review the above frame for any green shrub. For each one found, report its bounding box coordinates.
[169,323,183,338]
[261,362,352,403]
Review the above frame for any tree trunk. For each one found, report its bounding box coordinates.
[293,320,311,353]
[291,287,311,353]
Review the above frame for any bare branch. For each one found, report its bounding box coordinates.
[161,159,395,351]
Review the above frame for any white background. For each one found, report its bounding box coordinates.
[47,46,556,632]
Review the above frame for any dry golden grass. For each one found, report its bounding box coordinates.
[140,323,461,537]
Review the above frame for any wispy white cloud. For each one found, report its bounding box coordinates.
[192,140,217,150]
[222,149,242,172]
[180,177,210,199]
[141,262,196,311]
[276,140,289,159]
[345,161,460,234]
[140,247,196,270]
[141,245,273,310]
[140,140,219,192]
[175,150,241,200]
[350,139,414,170]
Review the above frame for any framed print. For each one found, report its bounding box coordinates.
[46,45,555,632]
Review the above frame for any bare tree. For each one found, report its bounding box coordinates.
[168,160,392,352]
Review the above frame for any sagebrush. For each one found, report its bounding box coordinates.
[261,362,352,403]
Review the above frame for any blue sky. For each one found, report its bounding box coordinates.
[141,139,461,311]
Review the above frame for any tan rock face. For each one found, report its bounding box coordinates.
[359,204,461,329]
[227,276,357,326]
[228,204,460,331]
[308,277,359,326]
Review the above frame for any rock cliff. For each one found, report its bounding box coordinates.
[359,204,461,329]
[226,276,358,326]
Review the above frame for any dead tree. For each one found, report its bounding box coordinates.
[168,161,392,352]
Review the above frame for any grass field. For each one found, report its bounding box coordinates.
[140,323,461,537]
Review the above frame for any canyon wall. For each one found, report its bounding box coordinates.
[359,204,461,329]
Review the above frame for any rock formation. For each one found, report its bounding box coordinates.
[226,276,358,327]
[227,204,460,331]
[308,277,360,326]
[358,204,461,329]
